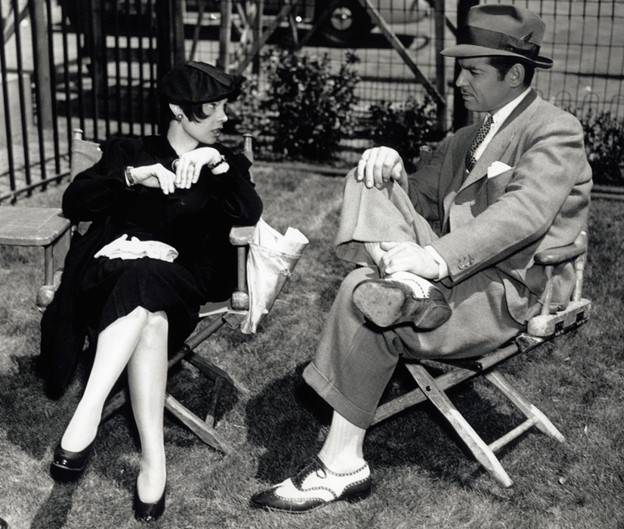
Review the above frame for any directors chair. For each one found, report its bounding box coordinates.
[36,128,262,454]
[372,231,591,488]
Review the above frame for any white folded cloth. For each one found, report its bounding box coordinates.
[94,234,179,262]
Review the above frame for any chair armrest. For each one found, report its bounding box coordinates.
[534,232,587,266]
[229,225,256,310]
[229,225,255,246]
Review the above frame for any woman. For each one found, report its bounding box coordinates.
[40,61,262,522]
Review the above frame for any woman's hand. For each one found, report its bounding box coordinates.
[128,164,176,195]
[355,147,408,191]
[173,147,229,189]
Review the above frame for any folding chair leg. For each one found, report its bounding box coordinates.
[164,393,232,453]
[205,377,224,428]
[484,370,565,442]
[406,363,514,488]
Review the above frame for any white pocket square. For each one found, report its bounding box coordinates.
[487,161,512,178]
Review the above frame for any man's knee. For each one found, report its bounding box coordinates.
[340,267,377,295]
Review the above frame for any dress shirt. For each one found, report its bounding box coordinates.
[424,87,531,280]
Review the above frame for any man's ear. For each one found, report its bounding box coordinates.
[508,63,526,88]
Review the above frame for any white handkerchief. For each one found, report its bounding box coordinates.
[487,161,512,178]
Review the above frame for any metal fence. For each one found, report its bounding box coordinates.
[1,0,623,201]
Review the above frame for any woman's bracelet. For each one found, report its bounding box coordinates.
[124,166,136,186]
[208,155,226,171]
[170,155,229,175]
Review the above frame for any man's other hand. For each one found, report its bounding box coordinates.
[356,147,408,191]
[378,241,439,279]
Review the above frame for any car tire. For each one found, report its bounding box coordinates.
[317,0,374,45]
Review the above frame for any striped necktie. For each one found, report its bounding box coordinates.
[465,114,493,172]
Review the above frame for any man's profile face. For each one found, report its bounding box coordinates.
[456,57,518,114]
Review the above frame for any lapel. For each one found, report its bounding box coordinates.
[458,90,539,193]
[442,91,541,231]
[441,131,473,227]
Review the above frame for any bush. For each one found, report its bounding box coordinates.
[574,109,624,186]
[227,74,274,149]
[263,49,360,161]
[367,95,438,172]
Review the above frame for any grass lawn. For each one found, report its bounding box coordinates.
[0,165,623,529]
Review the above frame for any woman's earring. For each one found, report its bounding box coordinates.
[176,113,184,121]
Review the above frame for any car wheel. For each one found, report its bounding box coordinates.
[318,0,374,45]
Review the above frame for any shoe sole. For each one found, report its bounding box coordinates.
[251,484,372,514]
[353,280,451,329]
[50,462,85,482]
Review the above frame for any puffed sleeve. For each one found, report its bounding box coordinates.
[62,137,142,222]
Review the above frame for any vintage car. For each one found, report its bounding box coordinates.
[295,0,430,44]
[59,0,429,46]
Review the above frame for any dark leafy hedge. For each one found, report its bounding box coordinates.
[231,50,360,161]
[367,95,438,172]
[574,109,624,186]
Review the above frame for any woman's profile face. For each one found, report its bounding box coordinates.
[183,98,228,145]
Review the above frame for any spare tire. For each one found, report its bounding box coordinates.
[318,0,374,45]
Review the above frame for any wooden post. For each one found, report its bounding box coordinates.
[433,0,446,131]
[154,0,185,132]
[28,0,52,129]
[172,0,185,65]
[355,0,444,107]
[234,0,300,76]
[253,0,264,75]
[89,0,107,138]
[452,0,479,130]
[219,0,233,70]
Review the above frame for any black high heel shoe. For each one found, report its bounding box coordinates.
[50,441,94,482]
[133,482,166,523]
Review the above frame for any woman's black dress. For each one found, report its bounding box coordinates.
[39,135,262,395]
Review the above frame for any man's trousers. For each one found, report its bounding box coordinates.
[303,173,525,429]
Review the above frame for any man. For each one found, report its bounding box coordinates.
[251,4,592,512]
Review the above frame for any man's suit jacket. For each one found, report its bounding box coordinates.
[408,91,592,323]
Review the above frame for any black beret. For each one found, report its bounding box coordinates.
[158,61,244,105]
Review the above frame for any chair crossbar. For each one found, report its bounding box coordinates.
[164,393,231,453]
[489,417,539,453]
[185,350,249,395]
[101,312,249,452]
[373,322,574,486]
[373,360,483,425]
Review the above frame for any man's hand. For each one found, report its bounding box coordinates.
[356,147,408,190]
[129,164,176,195]
[378,241,439,279]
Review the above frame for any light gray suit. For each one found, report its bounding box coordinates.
[304,91,592,428]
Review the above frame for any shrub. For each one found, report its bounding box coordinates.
[367,95,438,172]
[263,49,360,160]
[574,109,624,186]
[227,74,274,150]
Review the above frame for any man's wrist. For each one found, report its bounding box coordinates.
[423,245,449,280]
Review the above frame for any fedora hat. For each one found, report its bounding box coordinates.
[441,4,553,69]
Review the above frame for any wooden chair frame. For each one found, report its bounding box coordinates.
[372,233,591,488]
